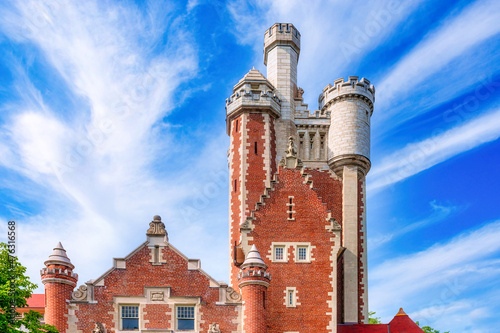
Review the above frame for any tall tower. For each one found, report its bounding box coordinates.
[321,76,375,323]
[264,23,301,162]
[226,68,280,289]
[41,242,78,333]
[226,23,375,331]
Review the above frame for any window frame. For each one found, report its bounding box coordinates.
[175,305,195,331]
[273,245,286,262]
[295,245,309,263]
[119,304,140,331]
[285,288,297,308]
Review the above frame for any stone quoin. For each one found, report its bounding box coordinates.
[39,23,423,333]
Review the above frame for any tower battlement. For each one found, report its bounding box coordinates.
[264,23,300,65]
[319,76,375,111]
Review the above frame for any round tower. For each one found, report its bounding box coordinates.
[321,76,375,174]
[238,245,270,333]
[41,242,78,333]
[320,76,375,324]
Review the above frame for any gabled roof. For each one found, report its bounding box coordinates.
[233,68,274,92]
[26,294,45,308]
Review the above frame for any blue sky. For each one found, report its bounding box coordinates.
[0,0,499,332]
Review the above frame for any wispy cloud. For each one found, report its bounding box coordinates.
[0,0,220,289]
[369,107,500,191]
[370,220,500,313]
[376,0,500,128]
[369,201,458,250]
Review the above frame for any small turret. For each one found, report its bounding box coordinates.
[41,242,78,333]
[238,245,271,333]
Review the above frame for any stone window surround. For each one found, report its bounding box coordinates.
[119,304,139,331]
[113,288,201,333]
[267,242,315,263]
[284,287,300,308]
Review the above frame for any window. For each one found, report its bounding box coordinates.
[176,306,195,330]
[120,305,139,330]
[274,245,285,261]
[285,288,298,308]
[297,246,308,262]
[287,289,294,307]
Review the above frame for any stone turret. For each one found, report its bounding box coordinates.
[321,76,375,175]
[321,75,375,324]
[238,245,270,333]
[264,23,301,163]
[41,242,78,333]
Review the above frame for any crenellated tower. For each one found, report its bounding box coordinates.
[226,68,280,289]
[41,242,78,333]
[321,76,375,324]
[264,23,301,163]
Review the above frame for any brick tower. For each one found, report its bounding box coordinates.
[226,67,280,289]
[40,242,78,333]
[226,22,375,331]
[238,245,271,333]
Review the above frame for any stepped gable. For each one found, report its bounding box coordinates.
[69,217,240,333]
[303,168,343,226]
[388,308,424,332]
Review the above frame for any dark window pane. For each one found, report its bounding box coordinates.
[122,318,139,329]
[178,319,194,330]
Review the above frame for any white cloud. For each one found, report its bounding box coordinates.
[369,201,457,250]
[368,107,500,191]
[376,0,500,125]
[370,220,500,312]
[0,0,233,289]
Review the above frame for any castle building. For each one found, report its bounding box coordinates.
[39,23,423,333]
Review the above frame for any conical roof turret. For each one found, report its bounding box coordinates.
[44,242,74,269]
[241,245,267,269]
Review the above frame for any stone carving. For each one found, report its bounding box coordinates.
[226,287,242,302]
[71,285,87,301]
[296,87,304,99]
[151,291,164,301]
[92,322,105,333]
[208,323,221,333]
[279,137,303,169]
[286,136,297,157]
[327,217,342,232]
[147,215,167,236]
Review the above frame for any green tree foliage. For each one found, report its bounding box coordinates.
[0,242,58,333]
[416,321,450,333]
[368,311,382,324]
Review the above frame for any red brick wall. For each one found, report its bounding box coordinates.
[244,113,267,217]
[230,115,242,289]
[230,112,275,290]
[241,283,268,333]
[144,303,172,329]
[74,246,239,332]
[358,177,366,323]
[246,167,343,333]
